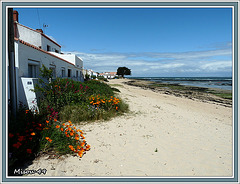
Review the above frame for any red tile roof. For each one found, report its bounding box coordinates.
[16,22,61,48]
[14,37,74,66]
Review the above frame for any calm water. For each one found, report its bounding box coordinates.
[128,77,232,91]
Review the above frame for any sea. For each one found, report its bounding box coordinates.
[127,77,232,91]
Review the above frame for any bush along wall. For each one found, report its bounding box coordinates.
[8,67,128,175]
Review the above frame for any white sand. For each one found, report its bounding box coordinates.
[26,79,233,177]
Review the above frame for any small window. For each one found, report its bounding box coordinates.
[61,68,65,77]
[49,67,56,79]
[28,64,38,78]
[47,45,51,51]
[55,49,59,53]
[76,71,78,78]
[68,69,71,78]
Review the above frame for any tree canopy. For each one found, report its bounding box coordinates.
[117,67,131,78]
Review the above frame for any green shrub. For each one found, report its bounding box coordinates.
[84,80,114,96]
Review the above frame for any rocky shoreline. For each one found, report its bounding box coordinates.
[124,79,232,108]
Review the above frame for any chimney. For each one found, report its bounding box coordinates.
[13,10,19,22]
[36,29,43,33]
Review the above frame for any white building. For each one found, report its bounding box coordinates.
[12,11,84,109]
[99,72,117,79]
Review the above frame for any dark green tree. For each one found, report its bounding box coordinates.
[117,67,131,78]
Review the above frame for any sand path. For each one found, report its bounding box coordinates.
[26,79,233,177]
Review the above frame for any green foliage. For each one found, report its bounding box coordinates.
[9,68,129,174]
[117,67,131,78]
[84,80,114,97]
[85,73,90,81]
[97,76,104,80]
[8,108,46,175]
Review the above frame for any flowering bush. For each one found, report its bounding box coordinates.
[89,95,120,111]
[39,118,90,158]
[8,108,45,172]
[8,106,91,175]
[9,66,128,175]
[36,78,90,111]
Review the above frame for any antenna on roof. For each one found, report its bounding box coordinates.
[43,24,48,34]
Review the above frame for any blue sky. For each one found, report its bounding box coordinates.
[15,8,232,77]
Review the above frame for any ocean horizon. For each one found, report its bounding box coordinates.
[127,77,232,91]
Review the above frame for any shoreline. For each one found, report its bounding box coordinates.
[25,79,233,177]
[123,79,232,108]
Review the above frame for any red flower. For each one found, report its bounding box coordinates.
[9,133,14,138]
[13,142,22,149]
[27,149,32,154]
[18,136,25,142]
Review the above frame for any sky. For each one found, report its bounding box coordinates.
[15,7,232,77]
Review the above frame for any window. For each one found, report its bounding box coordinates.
[28,64,38,78]
[55,49,59,53]
[68,69,71,78]
[47,45,51,51]
[61,68,65,77]
[49,66,56,79]
[76,71,78,78]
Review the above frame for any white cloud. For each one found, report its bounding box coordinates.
[62,47,232,77]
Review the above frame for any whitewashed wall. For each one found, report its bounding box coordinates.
[15,41,84,105]
[41,35,61,53]
[17,24,41,47]
[17,23,61,53]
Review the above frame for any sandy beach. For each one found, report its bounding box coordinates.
[25,79,233,177]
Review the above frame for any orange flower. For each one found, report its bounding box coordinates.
[65,131,68,135]
[31,132,35,136]
[75,137,79,140]
[56,125,60,128]
[45,137,50,140]
[9,133,14,138]
[66,134,70,137]
[48,139,52,143]
[46,120,49,124]
[86,144,90,148]
[60,128,64,131]
[69,145,73,149]
[70,132,74,136]
[54,119,57,122]
[86,145,91,151]
[80,142,85,147]
[78,151,83,158]
[27,149,32,154]
[68,127,72,131]
[116,106,119,110]
[62,123,65,126]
